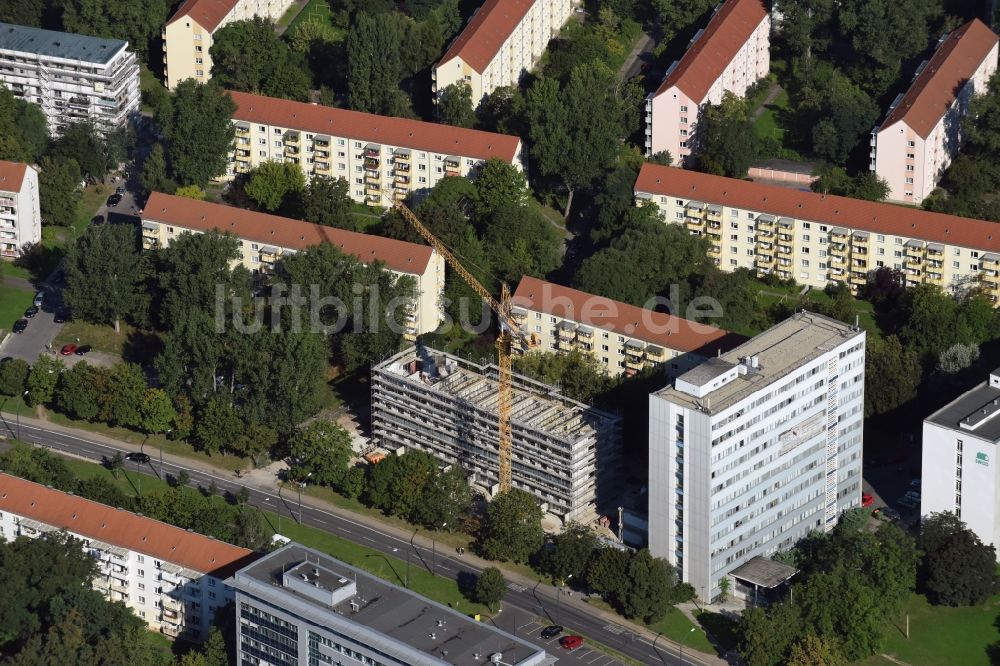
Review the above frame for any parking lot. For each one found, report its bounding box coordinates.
[0,287,66,363]
[489,609,625,666]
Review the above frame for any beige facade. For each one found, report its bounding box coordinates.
[141,193,446,339]
[511,276,743,378]
[162,0,294,89]
[871,20,998,203]
[635,163,1000,302]
[0,161,40,259]
[433,0,572,104]
[225,91,522,207]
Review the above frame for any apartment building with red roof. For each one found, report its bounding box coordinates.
[433,0,573,104]
[870,19,998,203]
[634,162,1000,301]
[0,473,258,641]
[512,276,745,377]
[226,91,523,208]
[141,192,445,338]
[162,0,294,89]
[645,0,769,164]
[0,160,39,259]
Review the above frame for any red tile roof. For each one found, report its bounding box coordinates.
[144,193,434,275]
[634,163,1000,252]
[0,473,257,577]
[879,19,998,138]
[230,91,521,163]
[437,0,536,73]
[512,276,746,356]
[654,0,768,101]
[165,0,238,32]
[0,160,27,193]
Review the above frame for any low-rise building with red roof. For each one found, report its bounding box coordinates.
[634,162,1000,301]
[0,473,258,641]
[141,192,445,337]
[162,0,294,89]
[870,19,998,204]
[0,160,39,259]
[645,0,769,164]
[226,91,523,208]
[511,276,745,378]
[433,0,573,104]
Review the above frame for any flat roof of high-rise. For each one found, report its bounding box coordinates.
[0,22,128,64]
[231,543,551,666]
[656,312,863,413]
[926,370,1000,443]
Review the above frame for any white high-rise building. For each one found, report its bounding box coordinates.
[648,312,865,601]
[922,368,1000,553]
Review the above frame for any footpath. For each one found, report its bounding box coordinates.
[2,409,727,666]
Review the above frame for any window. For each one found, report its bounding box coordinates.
[680,141,688,148]
[803,223,811,229]
[195,70,203,76]
[907,140,915,147]
[680,105,688,112]
[675,212,684,220]
[534,325,541,332]
[730,234,738,241]
[680,129,688,136]
[138,596,146,604]
[680,117,688,124]
[730,222,738,229]
[906,153,915,159]
[905,177,913,184]
[355,141,362,148]
[138,569,145,577]
[802,260,810,267]
[906,165,914,171]
[195,58,203,64]
[549,316,556,323]
[953,261,960,269]
[195,46,203,52]
[802,235,810,242]
[257,138,266,145]
[138,583,145,590]
[602,332,609,339]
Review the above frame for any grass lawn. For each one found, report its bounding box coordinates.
[139,64,161,114]
[53,320,135,356]
[3,262,32,281]
[754,88,790,142]
[651,607,716,654]
[0,284,33,332]
[285,0,347,40]
[73,184,110,236]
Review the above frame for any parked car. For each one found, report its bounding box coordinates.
[33,291,44,307]
[862,493,874,507]
[106,193,123,207]
[905,490,921,501]
[91,214,104,225]
[559,636,583,650]
[60,344,77,355]
[75,345,91,356]
[23,305,39,318]
[540,626,563,640]
[12,319,27,333]
[115,186,125,195]
[54,309,70,324]
[898,496,918,508]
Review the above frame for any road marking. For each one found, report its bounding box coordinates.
[362,536,376,543]
[602,623,625,635]
[507,582,527,593]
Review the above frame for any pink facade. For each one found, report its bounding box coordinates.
[871,20,998,204]
[645,0,769,164]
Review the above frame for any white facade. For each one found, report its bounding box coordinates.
[162,0,294,89]
[0,474,253,642]
[433,0,572,104]
[648,312,865,600]
[0,161,40,259]
[871,20,999,203]
[922,369,1000,553]
[0,22,140,136]
[645,0,769,164]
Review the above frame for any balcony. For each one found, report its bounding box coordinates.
[905,243,925,258]
[756,214,776,232]
[444,158,461,175]
[684,218,704,232]
[365,193,381,207]
[646,345,667,362]
[395,174,410,185]
[829,227,848,242]
[235,123,249,135]
[849,273,867,287]
[904,256,923,270]
[708,245,721,258]
[313,161,330,173]
[776,244,793,258]
[684,202,706,220]
[365,172,380,184]
[110,579,128,594]
[706,204,723,221]
[557,338,576,352]
[625,357,644,371]
[284,132,300,145]
[925,272,943,285]
[394,148,411,163]
[364,144,380,158]
[364,157,380,169]
[576,326,593,340]
[284,146,300,158]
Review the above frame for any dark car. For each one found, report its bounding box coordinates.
[12,319,27,333]
[107,194,123,207]
[74,345,91,356]
[124,452,151,464]
[23,305,39,318]
[540,626,563,640]
[91,214,104,225]
[115,186,125,195]
[54,309,70,324]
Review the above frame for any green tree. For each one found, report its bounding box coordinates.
[58,0,169,60]
[472,567,506,608]
[139,388,176,434]
[651,0,715,42]
[38,156,81,227]
[210,18,285,93]
[346,13,404,115]
[921,512,1000,606]
[288,421,353,489]
[812,165,889,201]
[245,160,306,211]
[477,489,544,563]
[174,184,206,200]
[586,547,631,602]
[54,362,101,421]
[287,17,338,52]
[620,549,676,623]
[13,98,48,162]
[0,0,47,26]
[536,522,599,583]
[695,92,760,177]
[0,358,30,396]
[140,143,176,196]
[437,82,476,128]
[157,80,236,187]
[110,451,124,480]
[49,121,109,181]
[513,351,612,403]
[473,158,529,218]
[739,602,806,666]
[26,355,63,405]
[415,465,472,530]
[106,363,147,429]
[301,175,353,228]
[193,395,243,454]
[864,335,921,416]
[64,223,144,332]
[231,422,278,463]
[787,635,846,666]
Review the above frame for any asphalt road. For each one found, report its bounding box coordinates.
[0,418,711,666]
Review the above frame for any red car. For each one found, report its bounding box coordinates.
[559,635,583,650]
[60,344,78,355]
[862,493,874,507]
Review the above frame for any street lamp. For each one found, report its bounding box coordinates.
[679,626,695,664]
[392,547,410,588]
[431,522,446,576]
[297,472,313,524]
[17,390,28,440]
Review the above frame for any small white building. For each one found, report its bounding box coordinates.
[648,312,865,601]
[870,19,998,204]
[0,160,40,259]
[645,0,769,164]
[0,22,140,136]
[922,368,1000,553]
[0,473,257,641]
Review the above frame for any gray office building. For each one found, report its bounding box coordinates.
[229,543,554,666]
[0,22,140,135]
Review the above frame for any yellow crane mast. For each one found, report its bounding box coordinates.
[390,199,538,494]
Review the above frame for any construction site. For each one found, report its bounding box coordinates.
[370,346,622,523]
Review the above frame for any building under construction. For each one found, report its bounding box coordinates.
[371,346,622,522]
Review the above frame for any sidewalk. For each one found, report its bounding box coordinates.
[3,409,727,665]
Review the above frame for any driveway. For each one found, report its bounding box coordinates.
[0,288,65,363]
[618,31,656,81]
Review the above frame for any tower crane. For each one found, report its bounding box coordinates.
[389,197,538,494]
